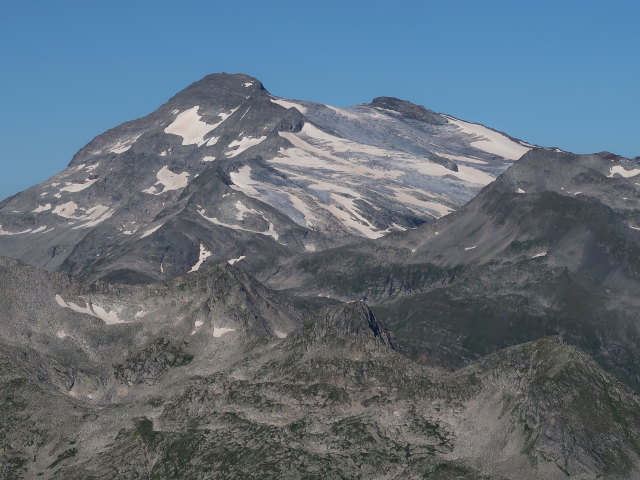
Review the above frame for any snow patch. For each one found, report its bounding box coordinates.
[202,155,216,162]
[52,202,78,218]
[227,255,245,265]
[56,330,67,339]
[189,243,212,272]
[325,104,360,120]
[213,327,236,337]
[134,310,147,319]
[286,193,318,228]
[60,178,98,193]
[32,203,52,213]
[235,201,258,220]
[464,245,477,251]
[270,97,308,113]
[229,166,260,196]
[71,205,113,229]
[517,188,526,194]
[437,152,488,165]
[141,224,162,238]
[0,225,33,236]
[143,166,189,195]
[609,165,640,178]
[274,330,287,339]
[393,189,452,217]
[197,208,280,242]
[191,319,204,336]
[91,305,121,324]
[446,117,531,160]
[108,134,142,154]
[164,105,237,146]
[531,251,548,258]
[55,294,123,325]
[226,135,267,157]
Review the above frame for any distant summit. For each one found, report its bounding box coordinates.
[0,73,532,283]
[370,96,447,125]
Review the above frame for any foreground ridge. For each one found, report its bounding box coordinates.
[0,258,639,478]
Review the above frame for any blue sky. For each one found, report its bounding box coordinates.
[0,0,638,199]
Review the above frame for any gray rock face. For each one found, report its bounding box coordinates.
[1,257,639,479]
[370,96,448,124]
[0,73,531,283]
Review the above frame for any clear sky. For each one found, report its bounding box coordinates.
[0,0,638,199]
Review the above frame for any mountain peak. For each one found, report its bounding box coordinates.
[314,301,400,350]
[193,72,265,91]
[0,72,532,283]
[166,72,267,108]
[370,96,447,125]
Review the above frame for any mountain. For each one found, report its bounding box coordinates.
[3,73,640,478]
[1,257,639,479]
[267,149,640,390]
[0,73,531,283]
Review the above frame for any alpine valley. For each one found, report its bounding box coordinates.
[1,73,639,480]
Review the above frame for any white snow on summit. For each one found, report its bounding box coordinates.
[270,97,308,114]
[164,105,237,146]
[445,116,531,160]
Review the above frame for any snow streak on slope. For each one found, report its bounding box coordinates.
[444,116,531,160]
[165,105,237,146]
[227,135,267,157]
[225,114,507,238]
[189,243,212,272]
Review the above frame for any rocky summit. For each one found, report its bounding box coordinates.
[1,74,639,480]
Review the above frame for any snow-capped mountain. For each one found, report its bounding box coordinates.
[0,73,532,282]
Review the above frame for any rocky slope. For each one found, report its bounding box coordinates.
[0,73,531,283]
[267,150,640,390]
[1,258,639,479]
